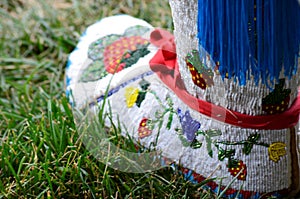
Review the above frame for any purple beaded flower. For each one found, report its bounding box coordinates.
[177,109,201,142]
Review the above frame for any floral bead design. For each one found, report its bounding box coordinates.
[103,36,150,73]
[227,160,247,181]
[124,79,150,108]
[185,50,214,90]
[125,87,139,108]
[262,79,291,115]
[129,83,287,182]
[177,109,200,142]
[138,118,152,139]
[80,25,150,82]
[268,142,287,162]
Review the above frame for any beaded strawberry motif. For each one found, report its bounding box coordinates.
[262,79,291,114]
[80,25,150,82]
[103,36,149,73]
[138,118,152,139]
[227,160,247,181]
[185,50,214,89]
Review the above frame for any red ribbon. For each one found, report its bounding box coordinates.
[149,29,300,130]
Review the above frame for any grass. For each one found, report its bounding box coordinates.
[0,0,226,198]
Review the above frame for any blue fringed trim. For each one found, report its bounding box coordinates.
[197,0,300,86]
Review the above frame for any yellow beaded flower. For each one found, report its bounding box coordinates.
[125,87,139,108]
[268,142,286,162]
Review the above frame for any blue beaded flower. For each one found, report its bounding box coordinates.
[177,109,201,142]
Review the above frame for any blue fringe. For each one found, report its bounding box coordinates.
[197,0,300,86]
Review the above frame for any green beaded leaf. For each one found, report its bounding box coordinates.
[166,112,173,130]
[227,158,240,168]
[139,79,150,91]
[262,79,291,105]
[120,43,150,69]
[186,49,213,76]
[247,133,260,142]
[195,129,221,157]
[80,61,108,82]
[123,25,150,37]
[88,34,120,61]
[242,133,260,155]
[206,129,222,137]
[146,119,154,130]
[243,143,254,155]
[218,148,235,161]
[206,137,213,157]
[178,134,191,147]
[136,91,146,107]
[190,139,202,149]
